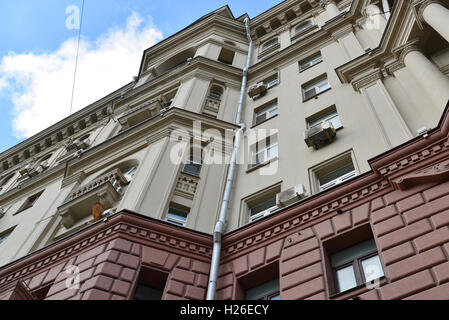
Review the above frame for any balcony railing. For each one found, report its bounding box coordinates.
[58,169,128,228]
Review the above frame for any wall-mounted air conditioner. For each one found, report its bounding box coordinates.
[276,184,308,207]
[248,82,267,99]
[304,120,336,149]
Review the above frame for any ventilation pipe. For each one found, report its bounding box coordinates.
[206,17,253,300]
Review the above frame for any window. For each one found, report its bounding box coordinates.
[166,205,189,227]
[299,52,323,72]
[134,285,164,300]
[122,166,137,182]
[182,147,203,177]
[302,76,331,101]
[250,137,278,168]
[249,197,278,223]
[218,48,235,65]
[308,107,342,130]
[133,267,168,300]
[208,85,223,100]
[246,279,280,300]
[263,74,279,89]
[261,38,279,53]
[294,20,313,35]
[254,101,278,126]
[319,162,356,192]
[0,229,13,246]
[15,191,44,215]
[331,238,384,293]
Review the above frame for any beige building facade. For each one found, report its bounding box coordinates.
[0,0,449,272]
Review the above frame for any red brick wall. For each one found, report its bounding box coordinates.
[18,237,211,300]
[216,179,449,300]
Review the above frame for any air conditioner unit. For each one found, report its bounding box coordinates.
[77,138,90,150]
[35,161,49,174]
[248,82,267,99]
[19,164,35,178]
[304,121,336,149]
[276,184,308,207]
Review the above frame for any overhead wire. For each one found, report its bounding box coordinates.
[69,0,85,115]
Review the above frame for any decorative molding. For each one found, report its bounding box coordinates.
[222,178,390,257]
[351,68,384,91]
[377,139,449,177]
[394,158,449,190]
[0,212,212,289]
[61,171,86,189]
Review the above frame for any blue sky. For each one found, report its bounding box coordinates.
[0,0,282,153]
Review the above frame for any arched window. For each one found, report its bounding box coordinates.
[295,20,313,35]
[261,38,279,53]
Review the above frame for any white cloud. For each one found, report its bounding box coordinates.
[0,12,163,139]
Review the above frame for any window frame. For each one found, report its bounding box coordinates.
[254,101,278,126]
[308,109,342,130]
[302,76,331,101]
[165,206,190,227]
[318,163,357,192]
[332,249,383,294]
[250,137,278,168]
[261,38,279,53]
[294,19,314,36]
[249,197,278,223]
[14,190,44,215]
[299,52,323,72]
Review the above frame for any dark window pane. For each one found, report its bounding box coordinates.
[134,284,163,300]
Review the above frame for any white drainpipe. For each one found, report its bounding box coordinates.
[206,17,253,300]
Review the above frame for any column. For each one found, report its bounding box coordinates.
[360,78,412,148]
[420,1,449,43]
[401,45,449,111]
[323,0,340,19]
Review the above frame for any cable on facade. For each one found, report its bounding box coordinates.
[69,0,86,116]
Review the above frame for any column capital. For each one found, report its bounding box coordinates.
[417,0,443,24]
[392,39,422,65]
[320,0,336,9]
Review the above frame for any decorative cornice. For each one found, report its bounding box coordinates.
[222,177,391,258]
[351,68,384,91]
[394,158,449,190]
[0,211,212,288]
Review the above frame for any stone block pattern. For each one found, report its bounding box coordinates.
[14,238,210,300]
[217,179,449,300]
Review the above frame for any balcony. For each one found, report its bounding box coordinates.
[58,169,128,228]
[118,97,166,130]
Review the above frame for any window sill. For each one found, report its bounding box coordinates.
[251,114,279,129]
[329,277,387,300]
[246,157,278,173]
[302,87,332,103]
